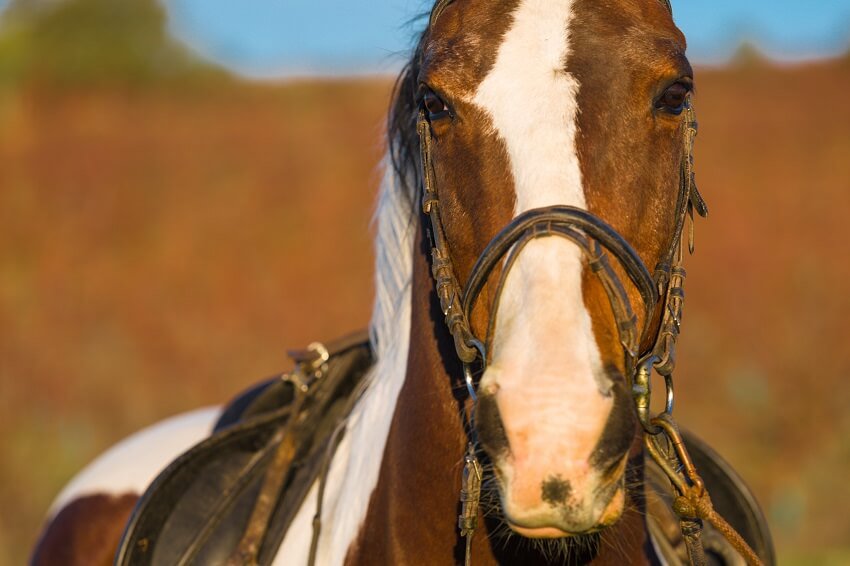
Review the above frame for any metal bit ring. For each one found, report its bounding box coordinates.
[462,339,487,402]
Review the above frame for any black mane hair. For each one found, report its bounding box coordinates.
[386,24,429,209]
[387,1,459,208]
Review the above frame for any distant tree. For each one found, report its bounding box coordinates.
[729,41,772,69]
[0,0,228,87]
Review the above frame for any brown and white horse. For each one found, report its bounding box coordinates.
[34,0,701,563]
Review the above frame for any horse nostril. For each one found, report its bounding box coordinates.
[598,452,628,484]
[475,393,510,458]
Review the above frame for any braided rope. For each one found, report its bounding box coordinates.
[672,486,764,566]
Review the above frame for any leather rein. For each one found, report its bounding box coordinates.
[417,91,764,565]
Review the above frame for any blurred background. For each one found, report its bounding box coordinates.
[0,0,848,564]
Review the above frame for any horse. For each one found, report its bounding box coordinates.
[32,1,773,564]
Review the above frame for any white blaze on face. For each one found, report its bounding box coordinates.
[472,0,618,530]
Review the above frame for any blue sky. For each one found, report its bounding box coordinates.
[3,0,850,77]
[163,0,850,77]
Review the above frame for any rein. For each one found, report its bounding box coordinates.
[416,98,763,565]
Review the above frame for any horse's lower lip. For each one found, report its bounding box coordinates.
[507,522,600,539]
[508,523,573,538]
[503,487,623,539]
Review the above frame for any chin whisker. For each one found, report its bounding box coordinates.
[470,443,650,564]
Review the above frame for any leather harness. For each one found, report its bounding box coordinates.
[115,333,375,566]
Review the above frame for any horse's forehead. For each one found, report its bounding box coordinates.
[422,0,685,95]
[421,0,520,96]
[568,0,688,76]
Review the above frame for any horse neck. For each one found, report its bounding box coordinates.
[348,217,657,565]
[347,214,471,564]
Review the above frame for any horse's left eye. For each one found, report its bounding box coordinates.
[655,82,690,115]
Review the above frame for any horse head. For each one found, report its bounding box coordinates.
[390,0,697,538]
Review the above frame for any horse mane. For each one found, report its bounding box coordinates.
[368,24,428,356]
[386,30,426,210]
[302,31,433,562]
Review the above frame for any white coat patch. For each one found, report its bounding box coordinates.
[48,406,220,517]
[471,0,611,471]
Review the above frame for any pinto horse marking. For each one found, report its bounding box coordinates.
[32,493,139,566]
[33,408,220,565]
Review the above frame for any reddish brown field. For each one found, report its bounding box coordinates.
[1,57,848,564]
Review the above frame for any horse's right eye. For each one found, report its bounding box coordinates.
[423,89,450,120]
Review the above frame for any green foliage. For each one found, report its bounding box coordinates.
[0,0,229,88]
[729,41,772,69]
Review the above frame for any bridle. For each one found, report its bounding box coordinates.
[421,0,705,430]
[420,101,702,392]
[416,2,764,565]
[416,98,705,435]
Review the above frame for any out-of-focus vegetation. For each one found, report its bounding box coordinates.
[683,57,850,566]
[1,1,849,565]
[0,1,380,564]
[0,0,228,88]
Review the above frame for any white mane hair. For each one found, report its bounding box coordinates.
[369,159,417,363]
[275,156,417,564]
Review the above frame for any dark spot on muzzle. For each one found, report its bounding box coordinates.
[475,392,510,458]
[589,373,636,472]
[541,474,573,507]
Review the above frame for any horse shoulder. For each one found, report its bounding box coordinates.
[31,406,221,566]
